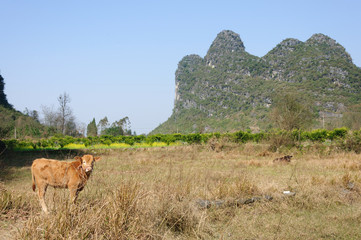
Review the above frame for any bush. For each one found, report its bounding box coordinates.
[253,131,267,143]
[308,129,328,142]
[124,136,135,146]
[338,131,361,154]
[233,130,252,143]
[100,135,114,145]
[161,134,176,145]
[3,139,17,150]
[0,128,355,151]
[30,141,41,149]
[268,132,298,152]
[40,139,51,148]
[328,127,348,140]
[185,133,202,144]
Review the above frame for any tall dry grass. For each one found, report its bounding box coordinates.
[1,142,361,239]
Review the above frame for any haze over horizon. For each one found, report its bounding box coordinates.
[1,1,361,134]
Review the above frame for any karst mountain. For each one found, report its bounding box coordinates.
[152,30,361,134]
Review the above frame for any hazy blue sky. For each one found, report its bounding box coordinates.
[1,0,360,134]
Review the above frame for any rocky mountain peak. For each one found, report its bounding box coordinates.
[280,38,303,47]
[273,38,303,55]
[178,54,204,67]
[175,54,204,81]
[205,30,245,66]
[306,33,352,63]
[263,38,303,66]
[307,33,338,46]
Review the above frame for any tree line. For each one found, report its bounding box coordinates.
[1,89,360,140]
[87,116,132,137]
[0,92,133,139]
[3,127,359,151]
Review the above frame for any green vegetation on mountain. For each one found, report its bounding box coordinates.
[0,105,44,138]
[0,74,46,138]
[0,74,12,109]
[152,30,361,134]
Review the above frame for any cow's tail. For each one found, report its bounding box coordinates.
[31,165,36,192]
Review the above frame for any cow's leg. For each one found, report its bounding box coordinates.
[37,184,49,214]
[69,187,79,204]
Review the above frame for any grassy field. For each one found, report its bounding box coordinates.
[1,142,361,239]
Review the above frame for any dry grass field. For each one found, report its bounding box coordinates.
[1,142,361,239]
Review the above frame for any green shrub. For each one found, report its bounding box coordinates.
[82,138,91,147]
[124,136,135,146]
[40,139,51,148]
[233,130,251,143]
[3,139,17,150]
[30,141,41,149]
[308,129,328,142]
[328,127,348,140]
[1,128,357,151]
[185,133,202,144]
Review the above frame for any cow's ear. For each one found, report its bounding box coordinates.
[94,157,101,162]
[74,156,82,162]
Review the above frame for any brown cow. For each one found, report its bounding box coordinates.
[31,154,101,213]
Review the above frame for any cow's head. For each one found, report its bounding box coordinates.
[75,155,101,173]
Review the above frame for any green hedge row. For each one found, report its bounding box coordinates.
[1,127,356,151]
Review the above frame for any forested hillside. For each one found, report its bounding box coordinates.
[0,74,45,138]
[152,30,361,134]
[0,74,12,109]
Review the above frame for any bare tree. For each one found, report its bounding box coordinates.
[58,92,72,135]
[41,92,77,136]
[77,122,86,137]
[270,91,315,130]
[41,105,58,128]
[342,103,361,130]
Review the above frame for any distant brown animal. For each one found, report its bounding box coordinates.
[273,155,293,163]
[31,154,101,213]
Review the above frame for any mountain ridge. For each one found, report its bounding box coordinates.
[152,30,361,134]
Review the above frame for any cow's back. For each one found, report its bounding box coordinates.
[32,158,76,188]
